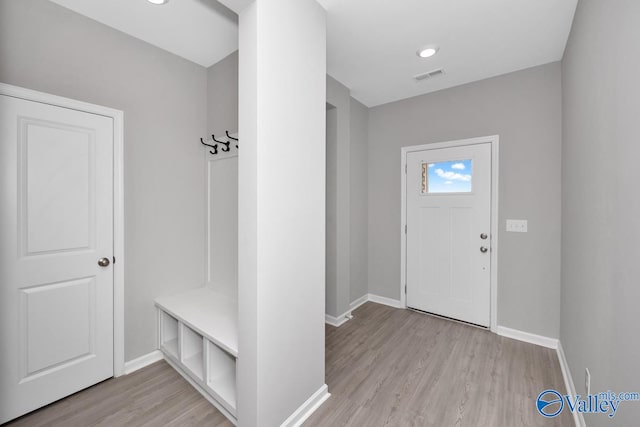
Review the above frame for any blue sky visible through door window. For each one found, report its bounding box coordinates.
[424,159,472,193]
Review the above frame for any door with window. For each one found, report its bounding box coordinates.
[0,94,114,423]
[406,142,492,326]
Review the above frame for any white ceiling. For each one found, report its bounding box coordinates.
[318,0,578,106]
[49,0,239,68]
[49,0,577,107]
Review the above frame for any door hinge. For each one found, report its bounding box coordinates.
[405,164,407,173]
[405,284,407,294]
[113,256,116,264]
[405,224,407,234]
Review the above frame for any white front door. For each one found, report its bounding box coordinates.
[0,95,114,423]
[406,143,492,326]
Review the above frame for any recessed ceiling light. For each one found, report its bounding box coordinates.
[147,0,169,5]
[417,46,439,58]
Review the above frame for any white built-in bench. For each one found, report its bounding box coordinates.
[155,287,238,424]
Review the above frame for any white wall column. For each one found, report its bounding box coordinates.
[237,0,327,425]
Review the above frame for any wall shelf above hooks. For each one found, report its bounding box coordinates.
[200,131,238,156]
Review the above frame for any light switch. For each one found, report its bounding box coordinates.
[506,219,528,232]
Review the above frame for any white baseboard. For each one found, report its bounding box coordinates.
[368,293,404,309]
[123,349,163,375]
[349,294,368,311]
[496,326,558,349]
[326,293,404,327]
[325,313,349,327]
[280,384,330,427]
[557,341,586,427]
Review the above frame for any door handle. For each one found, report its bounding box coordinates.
[480,246,488,253]
[98,257,111,267]
[480,233,488,240]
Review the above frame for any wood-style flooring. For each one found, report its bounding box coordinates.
[4,359,233,427]
[305,303,572,426]
[5,302,571,426]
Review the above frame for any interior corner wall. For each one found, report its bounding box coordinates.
[561,1,640,425]
[368,62,562,339]
[0,0,208,361]
[207,50,239,134]
[325,76,351,317]
[207,51,239,297]
[325,105,339,317]
[204,52,371,318]
[349,97,369,303]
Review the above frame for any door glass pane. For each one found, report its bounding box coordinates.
[421,159,472,193]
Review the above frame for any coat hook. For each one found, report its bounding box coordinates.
[225,130,238,141]
[200,137,219,155]
[212,134,230,152]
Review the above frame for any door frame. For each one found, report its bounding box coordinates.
[0,82,126,376]
[400,135,499,332]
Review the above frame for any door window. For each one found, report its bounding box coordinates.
[421,159,472,194]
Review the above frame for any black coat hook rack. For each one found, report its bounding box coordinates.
[200,131,238,156]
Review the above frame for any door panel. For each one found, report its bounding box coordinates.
[406,143,491,326]
[22,120,95,254]
[22,277,96,376]
[0,95,114,423]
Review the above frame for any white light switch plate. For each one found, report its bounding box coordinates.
[506,219,528,232]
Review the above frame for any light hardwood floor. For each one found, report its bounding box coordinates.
[4,359,234,427]
[305,302,572,426]
[6,302,571,426]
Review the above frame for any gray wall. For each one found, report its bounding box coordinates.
[207,51,239,298]
[325,106,339,316]
[325,76,351,318]
[349,98,369,303]
[325,76,369,318]
[368,63,562,338]
[0,0,208,361]
[561,1,640,425]
[207,50,239,134]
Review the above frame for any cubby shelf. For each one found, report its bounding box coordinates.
[156,287,238,356]
[155,286,237,424]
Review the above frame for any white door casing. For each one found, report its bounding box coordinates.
[403,137,498,328]
[0,86,123,423]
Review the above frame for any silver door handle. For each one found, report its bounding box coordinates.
[98,257,110,267]
[480,246,488,253]
[480,233,488,240]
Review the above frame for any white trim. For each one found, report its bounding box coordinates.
[557,342,586,427]
[163,355,237,425]
[368,293,404,309]
[123,350,163,375]
[280,384,330,427]
[496,326,558,349]
[325,313,349,327]
[400,135,500,332]
[326,293,403,327]
[0,82,126,377]
[349,294,368,311]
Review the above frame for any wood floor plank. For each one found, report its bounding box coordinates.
[6,302,571,426]
[4,361,233,427]
[305,302,573,427]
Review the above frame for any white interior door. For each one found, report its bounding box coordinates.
[0,95,114,423]
[406,143,492,326]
